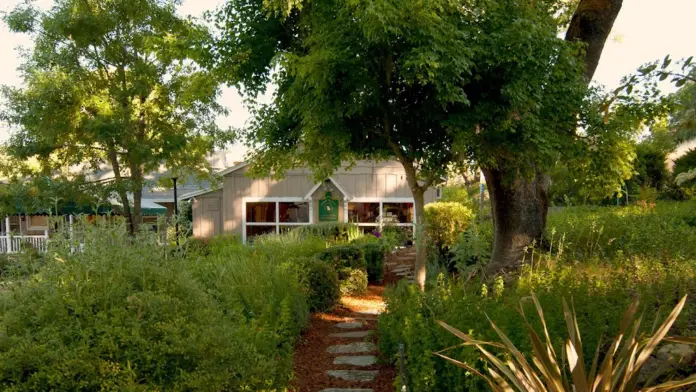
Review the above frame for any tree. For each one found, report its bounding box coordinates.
[1,0,229,235]
[212,0,595,287]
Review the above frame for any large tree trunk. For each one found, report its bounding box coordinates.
[483,167,549,274]
[565,0,623,81]
[485,0,622,274]
[412,188,427,291]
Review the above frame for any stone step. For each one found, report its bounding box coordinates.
[354,309,382,316]
[329,330,373,338]
[395,271,412,277]
[335,321,364,329]
[333,355,377,366]
[391,266,411,272]
[327,370,379,382]
[327,342,377,354]
[319,389,373,392]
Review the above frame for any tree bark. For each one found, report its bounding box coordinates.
[565,0,623,81]
[412,187,427,291]
[483,167,549,274]
[484,0,622,274]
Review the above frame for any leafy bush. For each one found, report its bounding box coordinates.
[317,244,366,270]
[546,201,696,261]
[289,257,340,312]
[424,202,475,266]
[292,222,361,243]
[674,148,696,176]
[253,232,327,261]
[379,258,696,392]
[0,226,309,391]
[339,268,368,296]
[360,242,385,283]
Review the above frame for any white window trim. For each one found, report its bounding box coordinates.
[242,197,312,243]
[347,198,417,230]
[27,216,49,231]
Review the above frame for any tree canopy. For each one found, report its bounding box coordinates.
[1,0,230,233]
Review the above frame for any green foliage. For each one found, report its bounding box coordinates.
[674,149,696,177]
[441,185,477,210]
[629,142,670,191]
[424,202,475,266]
[289,257,340,312]
[1,0,230,230]
[360,242,385,283]
[291,223,361,244]
[379,202,696,391]
[317,244,366,271]
[0,225,308,391]
[338,268,368,296]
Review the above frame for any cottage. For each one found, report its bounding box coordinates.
[184,160,440,242]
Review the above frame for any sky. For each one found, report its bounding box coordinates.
[1,0,695,154]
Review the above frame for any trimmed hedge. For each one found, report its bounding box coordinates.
[317,244,366,270]
[290,257,341,312]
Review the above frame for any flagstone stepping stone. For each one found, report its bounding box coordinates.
[327,342,377,354]
[355,309,382,315]
[329,330,373,338]
[327,370,379,382]
[396,271,412,276]
[333,355,377,366]
[319,389,372,392]
[335,321,363,329]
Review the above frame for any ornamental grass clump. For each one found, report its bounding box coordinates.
[436,293,696,392]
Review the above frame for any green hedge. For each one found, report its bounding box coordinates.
[0,227,309,391]
[317,244,367,270]
[290,257,341,312]
[361,242,385,283]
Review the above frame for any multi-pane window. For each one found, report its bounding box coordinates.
[348,201,414,229]
[245,200,311,242]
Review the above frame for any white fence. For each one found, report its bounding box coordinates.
[0,235,49,254]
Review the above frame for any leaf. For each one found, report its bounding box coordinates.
[662,55,672,69]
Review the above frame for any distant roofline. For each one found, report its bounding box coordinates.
[180,161,250,200]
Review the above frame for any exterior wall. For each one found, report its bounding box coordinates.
[192,190,223,238]
[193,161,438,239]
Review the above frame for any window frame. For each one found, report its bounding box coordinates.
[242,197,313,243]
[347,197,416,230]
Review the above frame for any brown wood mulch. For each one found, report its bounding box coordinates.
[290,248,416,392]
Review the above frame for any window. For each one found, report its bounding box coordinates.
[246,202,276,223]
[244,199,311,242]
[383,203,414,224]
[348,200,415,230]
[436,188,443,199]
[27,216,48,230]
[348,203,380,225]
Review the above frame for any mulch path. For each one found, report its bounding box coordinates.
[290,286,396,392]
[290,248,415,392]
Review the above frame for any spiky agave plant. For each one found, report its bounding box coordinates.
[435,293,696,392]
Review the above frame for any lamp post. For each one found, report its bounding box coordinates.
[173,177,179,246]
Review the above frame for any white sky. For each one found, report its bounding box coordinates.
[1,0,695,152]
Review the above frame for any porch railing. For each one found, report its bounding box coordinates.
[0,235,49,254]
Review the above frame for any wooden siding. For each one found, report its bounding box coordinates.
[193,161,438,238]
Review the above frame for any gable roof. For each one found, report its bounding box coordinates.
[303,177,353,200]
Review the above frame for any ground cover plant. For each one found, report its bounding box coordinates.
[378,200,696,392]
[0,221,312,391]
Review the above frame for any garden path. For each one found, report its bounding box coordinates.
[291,247,416,392]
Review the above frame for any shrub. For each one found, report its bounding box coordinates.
[360,242,385,283]
[339,268,368,296]
[253,232,327,261]
[0,226,309,391]
[674,148,696,176]
[379,257,696,392]
[424,202,475,266]
[289,257,340,312]
[317,244,366,270]
[292,223,361,243]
